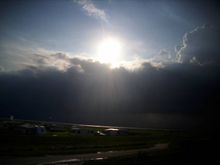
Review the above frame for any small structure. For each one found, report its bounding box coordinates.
[71,127,81,134]
[104,128,120,136]
[16,123,47,135]
[71,127,95,136]
[103,128,128,136]
[35,125,47,135]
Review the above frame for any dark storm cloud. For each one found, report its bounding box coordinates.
[177,25,220,65]
[1,54,220,129]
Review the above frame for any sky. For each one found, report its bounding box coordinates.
[0,0,220,129]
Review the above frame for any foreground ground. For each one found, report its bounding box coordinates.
[0,144,168,165]
[0,119,215,165]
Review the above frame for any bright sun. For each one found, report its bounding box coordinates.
[97,37,122,67]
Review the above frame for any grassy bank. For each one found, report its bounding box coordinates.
[0,129,174,157]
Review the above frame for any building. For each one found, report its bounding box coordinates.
[104,128,120,136]
[16,123,47,135]
[71,127,95,136]
[103,128,128,136]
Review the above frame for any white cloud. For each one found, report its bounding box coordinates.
[74,0,108,23]
[0,40,169,72]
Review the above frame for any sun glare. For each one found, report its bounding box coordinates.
[97,37,122,67]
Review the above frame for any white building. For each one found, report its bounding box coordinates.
[104,128,120,136]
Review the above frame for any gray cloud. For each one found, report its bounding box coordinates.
[177,25,220,65]
[29,53,73,71]
[148,49,175,67]
[0,65,4,72]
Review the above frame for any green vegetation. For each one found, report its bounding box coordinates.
[0,120,178,157]
[0,133,167,157]
[1,119,211,162]
[84,135,212,165]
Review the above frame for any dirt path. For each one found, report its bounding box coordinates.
[0,144,168,165]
